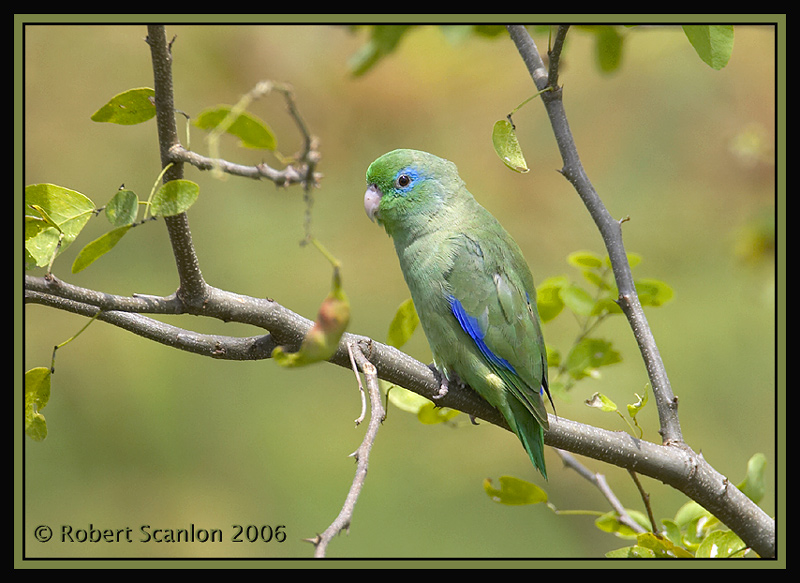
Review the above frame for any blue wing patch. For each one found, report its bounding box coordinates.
[449,294,550,404]
[449,295,517,375]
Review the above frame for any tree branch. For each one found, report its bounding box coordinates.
[146,25,207,307]
[25,287,277,360]
[23,269,775,557]
[506,24,683,444]
[556,449,647,535]
[505,24,773,558]
[168,143,322,187]
[307,342,386,558]
[167,79,322,189]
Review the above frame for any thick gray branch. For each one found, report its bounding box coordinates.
[23,271,775,557]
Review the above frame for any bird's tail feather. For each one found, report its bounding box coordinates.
[507,398,548,480]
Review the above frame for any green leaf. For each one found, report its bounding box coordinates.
[386,298,419,349]
[536,276,567,323]
[671,500,723,553]
[661,519,684,548]
[592,297,623,316]
[25,215,50,253]
[25,184,95,268]
[635,278,674,307]
[491,119,529,173]
[695,530,748,558]
[594,509,650,539]
[27,203,62,233]
[348,25,414,77]
[582,269,608,291]
[606,544,657,558]
[566,338,621,380]
[150,180,199,217]
[567,250,604,270]
[25,367,51,441]
[91,87,156,125]
[626,386,649,419]
[634,532,694,558]
[194,106,276,150]
[559,283,596,317]
[105,188,139,227]
[673,500,711,530]
[595,26,624,73]
[72,225,132,273]
[682,25,734,70]
[484,475,547,505]
[737,453,767,504]
[416,402,459,425]
[382,375,459,425]
[626,387,649,437]
[385,384,432,415]
[585,392,617,412]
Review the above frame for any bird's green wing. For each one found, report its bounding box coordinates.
[443,223,550,430]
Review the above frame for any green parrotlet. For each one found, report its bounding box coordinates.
[364,148,554,478]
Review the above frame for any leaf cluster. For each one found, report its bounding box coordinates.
[24,84,296,440]
[347,24,734,79]
[539,251,673,396]
[484,453,768,558]
[607,453,768,558]
[24,85,283,276]
[25,179,199,275]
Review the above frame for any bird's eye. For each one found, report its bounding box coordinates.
[396,174,411,188]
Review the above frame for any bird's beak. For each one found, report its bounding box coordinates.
[364,184,382,222]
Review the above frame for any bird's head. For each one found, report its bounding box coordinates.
[364,149,462,237]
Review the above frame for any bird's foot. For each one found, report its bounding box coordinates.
[428,364,451,400]
[434,377,449,400]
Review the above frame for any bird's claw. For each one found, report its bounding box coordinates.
[433,376,449,400]
[428,364,450,400]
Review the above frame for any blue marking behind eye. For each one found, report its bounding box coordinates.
[449,296,516,374]
[393,167,421,194]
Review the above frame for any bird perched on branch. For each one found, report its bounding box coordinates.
[364,148,554,478]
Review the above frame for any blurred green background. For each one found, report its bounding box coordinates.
[21,21,776,560]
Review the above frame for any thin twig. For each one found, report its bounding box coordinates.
[308,341,385,557]
[628,470,659,533]
[557,450,647,535]
[547,25,570,89]
[348,341,367,425]
[169,144,321,187]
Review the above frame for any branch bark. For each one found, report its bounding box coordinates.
[146,25,207,307]
[306,342,386,558]
[24,269,776,557]
[506,24,683,445]
[505,24,773,558]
